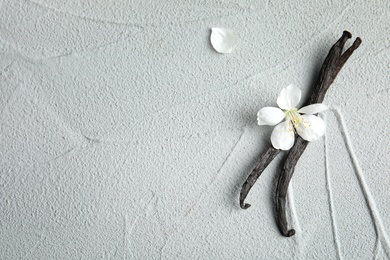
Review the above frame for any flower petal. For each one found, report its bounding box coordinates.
[210,28,238,54]
[298,103,328,115]
[276,84,301,110]
[257,107,285,125]
[296,115,326,142]
[271,120,295,150]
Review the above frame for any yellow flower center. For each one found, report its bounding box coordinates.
[285,109,311,134]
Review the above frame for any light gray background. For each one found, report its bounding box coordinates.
[1,0,389,259]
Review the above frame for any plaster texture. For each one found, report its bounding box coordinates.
[1,0,389,259]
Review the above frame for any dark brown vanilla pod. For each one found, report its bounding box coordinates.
[239,31,361,237]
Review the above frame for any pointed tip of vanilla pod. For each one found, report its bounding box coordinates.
[342,31,352,38]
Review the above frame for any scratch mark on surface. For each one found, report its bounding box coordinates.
[310,2,353,40]
[1,31,133,61]
[144,193,157,216]
[323,128,343,260]
[82,134,101,144]
[125,214,140,260]
[158,211,191,260]
[159,237,170,260]
[41,32,134,60]
[333,108,390,258]
[209,128,245,175]
[46,146,78,163]
[25,0,147,29]
[187,128,246,213]
[99,141,133,187]
[128,216,140,241]
[124,194,156,259]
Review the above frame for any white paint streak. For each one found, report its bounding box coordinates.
[287,183,303,258]
[334,108,390,258]
[323,128,343,260]
[373,238,380,260]
[288,184,301,234]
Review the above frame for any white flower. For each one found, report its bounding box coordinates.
[257,84,328,150]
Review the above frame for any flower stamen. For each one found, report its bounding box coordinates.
[285,109,310,134]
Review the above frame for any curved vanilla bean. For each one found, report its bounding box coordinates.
[275,137,308,237]
[275,31,361,236]
[239,146,280,209]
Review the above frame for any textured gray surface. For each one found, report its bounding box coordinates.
[1,0,389,259]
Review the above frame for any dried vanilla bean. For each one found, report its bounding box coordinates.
[239,31,361,237]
